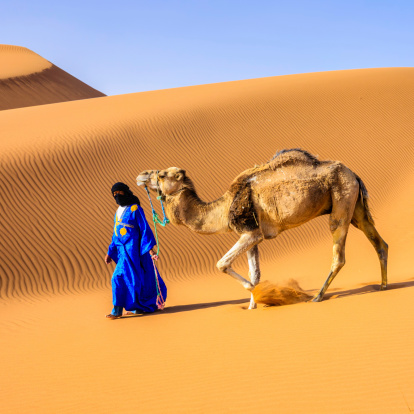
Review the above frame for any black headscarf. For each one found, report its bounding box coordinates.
[111,182,141,207]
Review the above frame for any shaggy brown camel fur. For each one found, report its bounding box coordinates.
[136,149,388,309]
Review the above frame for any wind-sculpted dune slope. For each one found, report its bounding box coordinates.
[0,45,105,110]
[1,67,414,300]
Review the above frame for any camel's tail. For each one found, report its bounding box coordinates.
[355,174,375,225]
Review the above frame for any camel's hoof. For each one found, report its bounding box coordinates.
[248,303,257,310]
[311,295,323,303]
[380,284,387,291]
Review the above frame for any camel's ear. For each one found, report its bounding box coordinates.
[175,171,184,181]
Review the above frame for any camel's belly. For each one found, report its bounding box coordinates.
[254,179,332,236]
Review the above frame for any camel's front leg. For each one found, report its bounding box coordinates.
[217,231,263,294]
[247,245,261,309]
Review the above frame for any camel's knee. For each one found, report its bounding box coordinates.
[216,260,229,273]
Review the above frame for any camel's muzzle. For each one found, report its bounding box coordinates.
[136,174,150,187]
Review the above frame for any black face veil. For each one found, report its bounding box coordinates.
[111,182,141,207]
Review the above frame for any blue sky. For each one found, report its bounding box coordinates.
[2,1,414,95]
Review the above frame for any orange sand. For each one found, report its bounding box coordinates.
[0,45,105,110]
[1,49,414,413]
[0,45,51,79]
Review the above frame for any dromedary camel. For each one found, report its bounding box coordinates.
[136,149,388,309]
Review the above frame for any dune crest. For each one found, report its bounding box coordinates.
[0,45,105,110]
[0,45,51,79]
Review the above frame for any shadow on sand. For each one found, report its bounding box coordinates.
[117,298,250,319]
[324,279,414,300]
[116,280,414,319]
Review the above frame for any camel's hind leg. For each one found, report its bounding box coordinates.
[247,245,261,309]
[351,201,388,290]
[216,231,263,294]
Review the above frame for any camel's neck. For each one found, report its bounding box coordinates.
[165,189,231,234]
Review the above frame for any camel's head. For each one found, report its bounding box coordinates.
[157,167,186,196]
[136,168,187,197]
[136,170,157,189]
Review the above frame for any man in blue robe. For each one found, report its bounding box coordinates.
[105,182,167,319]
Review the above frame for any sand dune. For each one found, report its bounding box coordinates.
[1,67,413,300]
[1,66,414,413]
[0,45,105,110]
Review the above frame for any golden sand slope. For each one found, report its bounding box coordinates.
[1,67,414,413]
[2,283,414,413]
[0,44,51,78]
[1,67,413,300]
[0,45,105,110]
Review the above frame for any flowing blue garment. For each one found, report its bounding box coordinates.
[107,204,167,314]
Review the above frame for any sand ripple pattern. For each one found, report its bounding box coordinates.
[1,68,414,300]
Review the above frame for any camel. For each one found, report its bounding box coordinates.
[136,149,388,309]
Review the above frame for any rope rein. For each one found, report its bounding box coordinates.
[144,185,169,254]
[144,175,169,310]
[153,257,165,310]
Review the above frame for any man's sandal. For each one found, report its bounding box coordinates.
[106,313,121,319]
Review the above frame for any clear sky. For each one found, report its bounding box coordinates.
[2,1,414,96]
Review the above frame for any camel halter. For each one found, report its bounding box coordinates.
[143,171,170,252]
[143,170,186,252]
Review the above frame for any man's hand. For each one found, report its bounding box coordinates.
[149,245,159,261]
[105,254,112,265]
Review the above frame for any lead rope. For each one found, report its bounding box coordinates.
[144,185,169,254]
[153,258,165,310]
[144,184,168,309]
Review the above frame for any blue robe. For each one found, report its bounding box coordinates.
[107,204,167,314]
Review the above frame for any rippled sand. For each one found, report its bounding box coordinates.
[1,50,414,412]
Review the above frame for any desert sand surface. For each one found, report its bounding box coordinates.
[1,64,414,413]
[0,45,105,111]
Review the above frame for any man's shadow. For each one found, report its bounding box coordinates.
[119,298,250,318]
[119,280,414,318]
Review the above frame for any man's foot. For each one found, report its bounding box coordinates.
[106,313,121,319]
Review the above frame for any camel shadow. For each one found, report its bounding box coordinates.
[323,279,414,300]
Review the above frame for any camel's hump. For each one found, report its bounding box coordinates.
[228,149,323,191]
[270,148,320,166]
